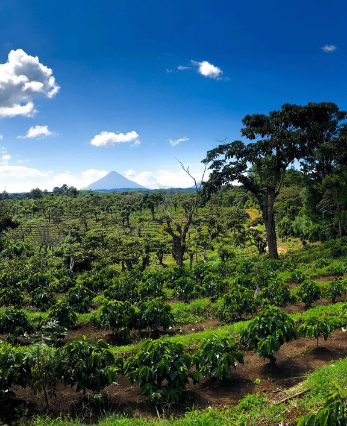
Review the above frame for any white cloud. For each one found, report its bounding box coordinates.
[18,159,30,163]
[0,49,60,118]
[124,169,136,178]
[90,131,139,147]
[177,65,190,70]
[191,60,223,80]
[169,136,189,147]
[0,135,2,140]
[1,154,11,165]
[128,168,210,189]
[0,164,48,178]
[18,125,57,139]
[166,68,173,73]
[321,45,337,52]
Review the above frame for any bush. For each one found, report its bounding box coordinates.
[0,287,25,308]
[219,286,257,323]
[104,279,139,303]
[326,278,346,303]
[291,269,305,284]
[67,284,94,313]
[174,277,200,302]
[137,298,175,332]
[124,338,199,403]
[55,276,76,292]
[257,279,293,308]
[296,280,322,307]
[47,300,78,329]
[194,334,244,380]
[138,280,165,300]
[58,335,121,395]
[202,274,227,298]
[0,307,34,338]
[30,286,56,310]
[95,300,138,338]
[0,342,31,396]
[24,273,51,292]
[240,306,297,363]
[298,316,334,348]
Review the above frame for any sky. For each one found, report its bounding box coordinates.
[0,0,346,191]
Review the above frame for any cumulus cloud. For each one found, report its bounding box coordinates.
[0,135,2,140]
[18,125,57,139]
[191,60,223,80]
[0,164,49,178]
[90,131,139,147]
[127,168,210,189]
[0,49,60,118]
[169,137,189,147]
[124,169,136,178]
[321,45,337,52]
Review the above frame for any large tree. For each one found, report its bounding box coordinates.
[203,102,347,259]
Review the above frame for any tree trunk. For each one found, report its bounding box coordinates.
[263,210,278,260]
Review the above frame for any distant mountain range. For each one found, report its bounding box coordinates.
[86,171,147,191]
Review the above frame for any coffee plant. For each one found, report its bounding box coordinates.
[219,286,257,323]
[0,307,35,338]
[67,284,94,313]
[29,286,56,310]
[296,280,322,307]
[194,334,244,380]
[298,316,335,348]
[0,287,25,308]
[137,298,175,332]
[326,279,346,303]
[47,300,78,329]
[124,337,199,403]
[240,306,297,364]
[95,300,138,337]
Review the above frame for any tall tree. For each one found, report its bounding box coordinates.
[203,102,347,259]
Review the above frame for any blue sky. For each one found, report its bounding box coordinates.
[0,0,346,191]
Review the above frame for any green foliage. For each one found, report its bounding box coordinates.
[296,381,347,426]
[298,316,335,348]
[0,307,34,338]
[326,279,346,303]
[174,277,200,302]
[257,279,293,307]
[23,273,51,292]
[297,280,322,307]
[194,334,244,380]
[47,300,78,329]
[55,276,76,292]
[38,319,67,342]
[137,298,175,331]
[67,284,94,313]
[291,269,306,284]
[0,287,25,308]
[58,335,121,395]
[29,286,56,310]
[27,342,58,407]
[138,280,165,300]
[103,278,140,303]
[124,337,199,403]
[240,306,297,363]
[202,274,227,298]
[0,342,31,396]
[96,300,138,337]
[219,286,257,323]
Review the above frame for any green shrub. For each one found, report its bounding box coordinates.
[0,307,34,338]
[124,338,199,403]
[95,300,138,338]
[138,280,165,300]
[0,287,25,308]
[194,334,244,380]
[219,286,257,323]
[67,284,94,313]
[326,279,346,303]
[257,279,293,307]
[137,298,175,331]
[174,277,200,302]
[202,274,227,298]
[24,273,51,292]
[291,269,306,284]
[30,286,56,310]
[240,306,297,364]
[297,280,322,307]
[104,279,139,303]
[298,316,335,348]
[47,300,78,329]
[58,335,121,395]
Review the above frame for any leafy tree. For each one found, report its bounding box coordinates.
[58,335,121,396]
[298,316,334,348]
[124,338,199,403]
[240,306,297,364]
[203,103,347,259]
[194,334,244,380]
